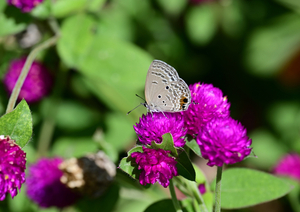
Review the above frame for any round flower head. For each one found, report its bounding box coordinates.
[0,136,26,200]
[182,82,230,137]
[134,112,187,147]
[197,117,252,167]
[3,58,53,104]
[273,153,300,181]
[7,0,44,12]
[26,157,79,208]
[131,147,178,188]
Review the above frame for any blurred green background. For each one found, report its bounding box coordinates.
[1,0,300,211]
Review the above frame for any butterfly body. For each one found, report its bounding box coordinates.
[144,60,191,113]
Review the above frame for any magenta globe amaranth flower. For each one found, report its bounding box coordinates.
[7,0,44,12]
[134,112,187,147]
[131,147,178,188]
[182,82,230,137]
[26,157,79,208]
[197,117,252,167]
[0,135,26,201]
[273,154,300,181]
[3,58,53,104]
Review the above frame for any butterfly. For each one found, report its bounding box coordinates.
[128,60,191,115]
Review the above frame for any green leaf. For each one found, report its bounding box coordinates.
[0,12,26,36]
[52,0,86,18]
[0,100,32,148]
[144,199,176,212]
[32,0,87,19]
[246,129,287,169]
[220,0,245,38]
[57,14,96,68]
[150,133,178,157]
[185,139,201,157]
[185,4,218,45]
[156,0,187,16]
[57,14,153,114]
[245,13,300,76]
[219,168,293,209]
[118,146,143,180]
[87,0,106,12]
[104,112,137,152]
[41,99,101,131]
[193,164,207,184]
[176,148,196,181]
[51,137,99,158]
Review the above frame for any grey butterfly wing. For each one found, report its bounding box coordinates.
[145,60,191,112]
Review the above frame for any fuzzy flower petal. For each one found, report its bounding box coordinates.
[131,147,178,188]
[134,112,187,147]
[0,136,26,201]
[182,82,230,137]
[273,153,300,181]
[197,117,252,167]
[7,0,44,12]
[3,58,53,104]
[26,158,79,208]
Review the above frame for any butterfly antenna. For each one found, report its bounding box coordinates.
[127,103,144,115]
[135,94,146,102]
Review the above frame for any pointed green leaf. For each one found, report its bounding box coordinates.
[150,133,178,157]
[118,146,143,180]
[0,100,32,148]
[218,168,293,209]
[176,148,195,181]
[185,139,202,157]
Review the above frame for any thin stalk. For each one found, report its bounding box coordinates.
[214,166,223,212]
[188,181,208,212]
[169,179,183,212]
[5,18,60,114]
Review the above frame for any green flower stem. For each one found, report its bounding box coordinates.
[173,176,208,212]
[169,178,183,212]
[188,181,208,212]
[5,18,60,114]
[214,166,223,212]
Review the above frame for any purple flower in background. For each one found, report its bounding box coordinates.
[134,112,187,147]
[26,157,79,208]
[273,153,300,181]
[7,0,44,12]
[198,183,206,195]
[131,147,178,188]
[182,82,230,137]
[0,136,26,201]
[3,58,53,104]
[197,117,252,167]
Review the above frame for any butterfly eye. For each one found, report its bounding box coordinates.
[183,98,188,103]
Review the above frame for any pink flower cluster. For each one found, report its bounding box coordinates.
[7,0,44,12]
[131,147,178,188]
[0,136,26,200]
[131,81,252,187]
